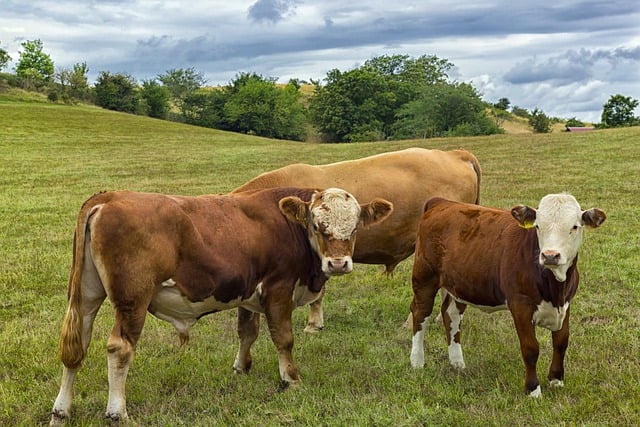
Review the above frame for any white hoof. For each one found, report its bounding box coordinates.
[303,324,323,333]
[529,385,542,397]
[410,352,425,369]
[549,378,565,388]
[449,359,466,370]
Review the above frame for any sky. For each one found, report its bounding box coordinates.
[1,0,639,123]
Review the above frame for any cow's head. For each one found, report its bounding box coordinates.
[511,193,606,282]
[279,188,393,276]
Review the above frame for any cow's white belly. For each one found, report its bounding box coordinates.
[292,282,322,307]
[148,279,320,338]
[148,280,265,336]
[532,300,569,331]
[447,291,508,313]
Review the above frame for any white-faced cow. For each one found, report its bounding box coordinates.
[50,187,392,424]
[409,194,606,397]
[233,148,482,331]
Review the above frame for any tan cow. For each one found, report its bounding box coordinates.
[50,187,392,424]
[233,148,482,331]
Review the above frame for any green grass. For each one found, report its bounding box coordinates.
[1,99,639,426]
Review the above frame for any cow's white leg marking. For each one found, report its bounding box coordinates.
[304,300,324,333]
[410,317,429,368]
[549,378,565,388]
[105,341,132,420]
[50,367,78,423]
[277,352,300,387]
[529,385,542,397]
[446,299,466,370]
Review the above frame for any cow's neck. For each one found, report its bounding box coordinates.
[294,223,328,293]
[540,257,579,308]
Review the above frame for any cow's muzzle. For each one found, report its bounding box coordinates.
[540,250,562,266]
[324,257,353,275]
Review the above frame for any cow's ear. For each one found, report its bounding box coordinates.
[279,196,309,224]
[511,205,537,229]
[359,198,393,228]
[582,208,606,228]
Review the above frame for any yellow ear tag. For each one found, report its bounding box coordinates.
[519,220,535,229]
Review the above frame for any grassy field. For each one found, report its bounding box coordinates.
[1,98,639,426]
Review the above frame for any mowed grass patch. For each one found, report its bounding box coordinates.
[1,100,639,425]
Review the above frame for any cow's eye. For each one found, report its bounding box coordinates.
[571,225,579,232]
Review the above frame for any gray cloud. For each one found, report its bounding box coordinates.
[247,0,300,23]
[504,47,640,85]
[0,0,638,122]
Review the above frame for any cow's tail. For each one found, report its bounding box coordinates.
[466,151,482,205]
[59,194,104,369]
[455,149,482,205]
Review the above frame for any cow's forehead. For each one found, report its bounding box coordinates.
[310,188,360,240]
[536,194,582,226]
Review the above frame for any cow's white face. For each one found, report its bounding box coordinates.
[279,188,393,276]
[511,193,606,282]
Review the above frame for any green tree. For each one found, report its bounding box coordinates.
[308,54,454,142]
[52,63,89,103]
[565,117,585,127]
[0,42,11,71]
[309,67,393,142]
[271,80,307,141]
[393,83,502,139]
[140,79,171,119]
[15,39,54,89]
[600,94,639,127]
[94,71,138,113]
[158,68,206,109]
[181,89,229,128]
[528,108,551,133]
[494,97,511,110]
[223,73,306,140]
[69,62,90,100]
[363,54,452,87]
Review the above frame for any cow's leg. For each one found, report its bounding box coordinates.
[510,306,541,397]
[233,307,261,374]
[409,265,440,368]
[548,308,570,388]
[51,275,106,426]
[264,295,299,387]
[304,287,325,333]
[105,301,149,421]
[441,294,467,370]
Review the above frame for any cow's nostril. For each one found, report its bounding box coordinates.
[541,251,561,265]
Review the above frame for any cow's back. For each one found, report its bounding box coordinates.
[88,189,317,304]
[233,148,481,270]
[415,197,535,307]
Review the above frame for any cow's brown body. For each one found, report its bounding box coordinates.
[234,148,481,331]
[410,196,606,397]
[50,187,392,424]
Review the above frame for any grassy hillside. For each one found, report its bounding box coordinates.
[1,99,639,425]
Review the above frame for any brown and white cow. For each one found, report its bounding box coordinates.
[409,194,606,397]
[50,187,392,424]
[233,148,482,331]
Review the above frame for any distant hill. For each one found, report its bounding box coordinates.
[1,84,570,136]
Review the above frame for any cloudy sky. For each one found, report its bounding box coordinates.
[1,0,639,122]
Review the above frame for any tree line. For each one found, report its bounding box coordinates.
[1,39,638,142]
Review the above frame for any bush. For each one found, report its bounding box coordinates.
[511,106,530,118]
[566,117,586,127]
[528,108,551,133]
